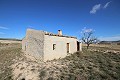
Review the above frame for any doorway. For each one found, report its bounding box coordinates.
[67,43,69,53]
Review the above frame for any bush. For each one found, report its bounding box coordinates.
[39,69,46,80]
[47,77,54,80]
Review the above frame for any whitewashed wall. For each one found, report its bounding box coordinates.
[22,29,78,62]
[44,35,77,61]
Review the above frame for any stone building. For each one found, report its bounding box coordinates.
[22,29,81,61]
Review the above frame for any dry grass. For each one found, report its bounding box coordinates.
[38,50,120,80]
[61,51,120,80]
[0,43,22,80]
[38,44,120,80]
[0,42,120,80]
[83,43,120,51]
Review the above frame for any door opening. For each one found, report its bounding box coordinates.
[67,43,69,53]
[77,41,79,51]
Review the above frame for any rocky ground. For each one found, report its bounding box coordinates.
[12,49,120,80]
[0,43,22,80]
[0,43,120,80]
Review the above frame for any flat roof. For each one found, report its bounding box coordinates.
[45,33,77,39]
[26,28,77,39]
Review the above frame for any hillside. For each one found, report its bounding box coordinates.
[99,40,120,44]
[0,38,22,41]
[0,38,21,44]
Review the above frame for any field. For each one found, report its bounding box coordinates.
[83,43,120,51]
[0,41,120,80]
[0,43,22,80]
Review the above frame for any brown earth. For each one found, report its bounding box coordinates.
[0,42,120,80]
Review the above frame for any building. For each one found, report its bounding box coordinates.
[22,29,81,61]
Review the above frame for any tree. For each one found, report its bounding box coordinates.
[81,28,98,49]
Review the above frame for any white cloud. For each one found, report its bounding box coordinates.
[99,36,120,41]
[81,27,94,33]
[90,1,112,14]
[90,4,101,14]
[0,26,8,29]
[0,32,5,34]
[103,1,112,9]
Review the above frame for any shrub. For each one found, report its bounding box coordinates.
[47,77,54,80]
[39,69,46,80]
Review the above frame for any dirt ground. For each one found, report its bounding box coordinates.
[0,42,120,80]
[83,43,120,51]
[0,43,22,80]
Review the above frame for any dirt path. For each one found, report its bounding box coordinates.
[11,56,68,80]
[11,60,40,80]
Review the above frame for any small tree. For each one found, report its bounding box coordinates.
[81,28,98,49]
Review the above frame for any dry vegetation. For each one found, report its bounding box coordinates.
[37,49,120,80]
[0,43,22,80]
[0,42,120,80]
[83,43,120,51]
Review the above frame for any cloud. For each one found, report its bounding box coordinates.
[99,36,120,41]
[90,1,112,14]
[90,4,101,14]
[0,32,5,34]
[103,1,112,9]
[0,26,8,29]
[81,27,94,33]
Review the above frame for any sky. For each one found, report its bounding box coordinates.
[0,0,120,41]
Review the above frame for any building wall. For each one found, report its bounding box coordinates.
[22,29,45,62]
[44,35,77,61]
[22,38,26,50]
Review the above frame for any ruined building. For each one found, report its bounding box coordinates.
[22,29,81,61]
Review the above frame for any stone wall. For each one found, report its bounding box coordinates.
[22,29,45,61]
[44,35,77,61]
[22,37,26,50]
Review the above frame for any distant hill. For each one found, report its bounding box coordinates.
[99,40,120,45]
[0,38,22,41]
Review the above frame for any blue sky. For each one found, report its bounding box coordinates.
[0,0,120,41]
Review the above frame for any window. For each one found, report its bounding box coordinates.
[53,44,56,50]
